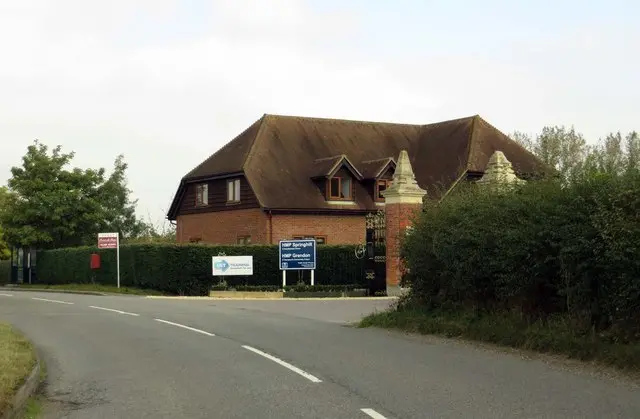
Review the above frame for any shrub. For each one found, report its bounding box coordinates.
[402,171,640,343]
[36,243,367,295]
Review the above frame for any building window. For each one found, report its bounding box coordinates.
[293,235,326,245]
[328,176,353,200]
[375,179,391,201]
[195,183,208,206]
[227,179,241,203]
[237,235,251,245]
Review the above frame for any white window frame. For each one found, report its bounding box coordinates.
[196,183,208,206]
[227,179,241,202]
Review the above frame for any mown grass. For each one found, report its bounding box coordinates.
[0,324,36,414]
[14,283,166,296]
[359,307,640,373]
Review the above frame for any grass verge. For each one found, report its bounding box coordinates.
[359,307,640,373]
[0,323,36,415]
[20,397,42,419]
[13,283,166,296]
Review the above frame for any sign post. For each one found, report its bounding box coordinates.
[278,239,317,289]
[97,232,120,288]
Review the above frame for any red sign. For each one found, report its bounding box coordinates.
[98,233,118,249]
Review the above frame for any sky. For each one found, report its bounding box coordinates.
[1,0,638,227]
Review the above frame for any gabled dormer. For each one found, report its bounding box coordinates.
[360,157,396,202]
[311,155,363,202]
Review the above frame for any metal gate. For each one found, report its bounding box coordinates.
[364,210,386,295]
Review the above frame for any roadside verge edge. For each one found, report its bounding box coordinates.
[2,351,42,419]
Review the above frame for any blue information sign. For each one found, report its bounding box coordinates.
[279,239,316,270]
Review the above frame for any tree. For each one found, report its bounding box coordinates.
[0,186,10,259]
[512,126,640,182]
[0,140,151,249]
[517,126,590,183]
[624,131,639,174]
[96,155,151,240]
[126,218,176,244]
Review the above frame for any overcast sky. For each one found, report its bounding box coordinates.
[1,0,638,227]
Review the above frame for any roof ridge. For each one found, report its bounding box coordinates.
[314,155,344,162]
[422,115,477,130]
[464,114,481,171]
[477,116,539,159]
[263,113,479,129]
[361,157,394,164]
[241,114,269,208]
[264,113,423,127]
[241,114,268,172]
[182,115,264,180]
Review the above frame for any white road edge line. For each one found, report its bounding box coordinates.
[32,297,74,305]
[0,293,13,297]
[89,305,140,316]
[154,319,215,336]
[241,345,322,383]
[361,408,388,419]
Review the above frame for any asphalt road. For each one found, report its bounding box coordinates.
[1,291,639,418]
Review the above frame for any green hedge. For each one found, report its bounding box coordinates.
[36,243,368,295]
[402,172,640,344]
[0,260,9,285]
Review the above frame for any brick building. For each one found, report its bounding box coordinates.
[167,114,545,245]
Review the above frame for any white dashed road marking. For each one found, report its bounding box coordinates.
[154,319,215,336]
[0,293,13,297]
[32,297,74,305]
[361,408,388,419]
[89,306,140,316]
[242,345,322,383]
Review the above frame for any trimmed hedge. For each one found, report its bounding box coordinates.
[0,260,9,285]
[402,171,640,344]
[36,243,368,295]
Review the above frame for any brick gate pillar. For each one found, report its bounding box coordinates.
[382,150,427,297]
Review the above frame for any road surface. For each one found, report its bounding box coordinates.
[1,291,639,418]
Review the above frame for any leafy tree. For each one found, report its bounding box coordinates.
[0,140,151,249]
[588,131,640,175]
[0,186,10,259]
[512,127,640,182]
[625,131,640,174]
[96,155,150,240]
[126,219,176,244]
[512,126,589,183]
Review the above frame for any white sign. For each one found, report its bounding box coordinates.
[97,232,118,249]
[97,232,120,288]
[212,256,254,276]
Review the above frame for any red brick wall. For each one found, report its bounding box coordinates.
[385,202,421,287]
[176,209,366,245]
[176,208,269,244]
[271,213,365,244]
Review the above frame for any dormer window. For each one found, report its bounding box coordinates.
[195,183,208,206]
[375,179,391,201]
[311,154,362,202]
[328,176,353,200]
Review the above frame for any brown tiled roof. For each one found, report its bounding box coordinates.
[359,158,396,179]
[310,155,363,179]
[183,117,263,180]
[168,113,548,217]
